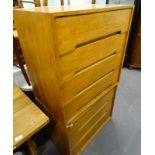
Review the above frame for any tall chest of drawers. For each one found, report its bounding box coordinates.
[14,4,134,155]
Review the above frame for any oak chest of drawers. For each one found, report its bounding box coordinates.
[14,4,134,155]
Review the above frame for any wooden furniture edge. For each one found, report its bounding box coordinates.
[13,4,134,18]
[117,6,135,82]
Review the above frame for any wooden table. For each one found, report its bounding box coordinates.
[13,84,49,150]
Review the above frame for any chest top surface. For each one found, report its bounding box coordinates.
[14,4,133,17]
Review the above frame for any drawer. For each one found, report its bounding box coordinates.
[59,33,126,82]
[72,112,110,155]
[62,51,122,102]
[64,69,119,121]
[55,9,131,55]
[67,88,116,151]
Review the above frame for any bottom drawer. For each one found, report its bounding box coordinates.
[68,87,116,154]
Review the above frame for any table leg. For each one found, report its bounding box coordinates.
[26,139,37,155]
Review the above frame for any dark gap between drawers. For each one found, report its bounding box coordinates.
[76,83,114,112]
[79,101,108,131]
[67,84,117,124]
[72,110,109,150]
[65,70,115,106]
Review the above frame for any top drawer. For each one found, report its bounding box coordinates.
[55,9,132,55]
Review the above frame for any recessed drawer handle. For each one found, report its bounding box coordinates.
[74,51,117,75]
[76,31,122,49]
[66,123,74,128]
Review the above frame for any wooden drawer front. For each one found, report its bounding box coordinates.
[68,88,115,144]
[64,69,119,122]
[69,88,115,152]
[72,112,109,155]
[55,9,131,55]
[63,51,122,102]
[59,33,126,82]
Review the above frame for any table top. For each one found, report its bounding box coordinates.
[13,84,49,150]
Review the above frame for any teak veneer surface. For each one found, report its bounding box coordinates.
[14,4,133,16]
[13,85,49,150]
[14,4,134,155]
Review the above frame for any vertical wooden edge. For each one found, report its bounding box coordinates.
[13,37,31,85]
[61,0,64,6]
[17,0,23,8]
[26,139,37,155]
[51,16,66,102]
[92,0,96,4]
[42,0,47,6]
[109,86,118,117]
[111,7,134,117]
[49,15,71,155]
[34,0,41,7]
[41,14,70,155]
[118,7,135,82]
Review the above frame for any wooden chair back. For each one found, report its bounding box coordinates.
[17,0,48,7]
[67,0,96,5]
[18,0,96,7]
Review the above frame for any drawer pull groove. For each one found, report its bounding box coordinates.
[74,51,117,75]
[73,110,108,150]
[79,102,108,131]
[59,31,121,57]
[76,83,114,112]
[76,69,115,95]
[67,84,117,124]
[65,70,114,105]
[76,31,121,48]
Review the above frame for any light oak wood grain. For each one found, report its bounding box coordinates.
[13,11,71,155]
[62,51,123,102]
[13,85,49,150]
[64,69,119,122]
[14,5,134,155]
[68,88,115,148]
[128,16,141,68]
[72,114,110,154]
[59,33,126,82]
[14,4,133,17]
[55,9,131,55]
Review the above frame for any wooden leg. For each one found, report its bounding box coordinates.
[26,139,37,155]
[13,38,31,86]
[128,64,141,69]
